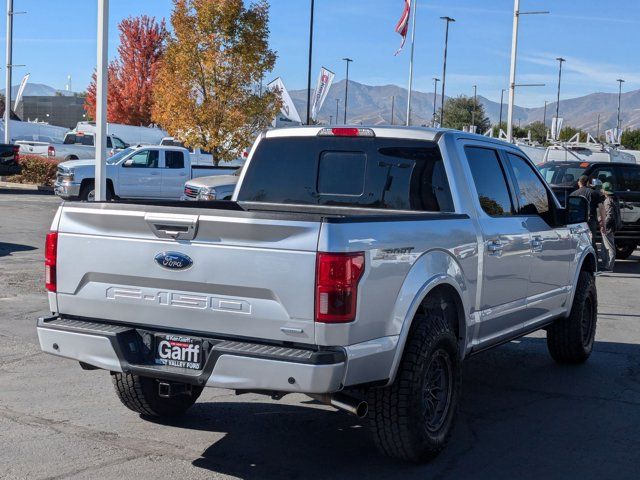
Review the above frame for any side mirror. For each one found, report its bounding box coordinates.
[123,159,133,167]
[566,195,589,224]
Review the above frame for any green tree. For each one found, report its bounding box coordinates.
[439,95,490,132]
[621,129,640,150]
[491,121,527,139]
[559,126,583,142]
[526,121,547,144]
[152,0,280,163]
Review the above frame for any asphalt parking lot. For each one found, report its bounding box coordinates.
[2,190,640,480]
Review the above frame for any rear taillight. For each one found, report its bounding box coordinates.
[12,145,19,162]
[48,145,55,157]
[45,232,58,292]
[315,252,365,323]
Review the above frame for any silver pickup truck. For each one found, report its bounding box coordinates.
[37,126,596,462]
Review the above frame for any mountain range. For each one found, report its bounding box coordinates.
[290,80,640,133]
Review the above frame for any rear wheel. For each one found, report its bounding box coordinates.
[547,271,597,364]
[367,313,461,462]
[111,372,203,417]
[615,241,637,260]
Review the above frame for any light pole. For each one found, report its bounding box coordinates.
[499,88,505,130]
[335,98,340,124]
[543,100,547,128]
[342,57,353,124]
[95,0,109,201]
[439,16,455,127]
[506,0,549,142]
[471,85,477,131]
[554,57,565,140]
[432,77,440,127]
[305,0,315,125]
[391,95,395,125]
[616,78,625,137]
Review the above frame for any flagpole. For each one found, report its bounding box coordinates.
[405,0,417,126]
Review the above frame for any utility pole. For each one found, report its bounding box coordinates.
[405,0,418,126]
[543,100,547,128]
[432,77,440,127]
[554,57,565,140]
[305,0,315,125]
[499,88,505,129]
[4,0,14,143]
[439,16,455,127]
[342,57,353,124]
[471,85,477,131]
[335,98,340,124]
[391,95,395,125]
[596,113,601,141]
[95,0,109,201]
[329,115,333,125]
[616,78,625,137]
[506,0,549,142]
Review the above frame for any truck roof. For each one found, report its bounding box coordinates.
[263,125,518,149]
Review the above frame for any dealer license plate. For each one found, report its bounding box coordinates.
[154,334,204,370]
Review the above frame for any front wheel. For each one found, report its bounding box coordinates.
[367,313,461,462]
[79,181,112,202]
[111,372,203,417]
[546,271,597,364]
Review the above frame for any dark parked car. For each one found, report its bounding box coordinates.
[0,143,20,176]
[539,161,640,259]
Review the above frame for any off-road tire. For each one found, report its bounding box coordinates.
[367,313,461,462]
[546,271,597,364]
[111,372,203,417]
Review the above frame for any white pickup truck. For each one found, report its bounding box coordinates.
[39,126,596,462]
[17,130,127,161]
[54,145,223,201]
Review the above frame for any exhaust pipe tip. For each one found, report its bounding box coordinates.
[309,393,368,418]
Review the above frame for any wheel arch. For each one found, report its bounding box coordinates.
[565,249,597,316]
[384,250,472,386]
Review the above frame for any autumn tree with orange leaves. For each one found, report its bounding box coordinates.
[152,0,280,163]
[85,16,168,125]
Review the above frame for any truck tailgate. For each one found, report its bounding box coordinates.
[54,203,320,344]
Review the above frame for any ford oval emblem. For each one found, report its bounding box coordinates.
[154,252,193,271]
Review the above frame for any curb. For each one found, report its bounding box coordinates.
[0,180,54,194]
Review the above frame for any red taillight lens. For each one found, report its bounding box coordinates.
[12,145,19,162]
[315,252,365,323]
[48,145,55,157]
[45,232,58,292]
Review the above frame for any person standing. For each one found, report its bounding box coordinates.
[570,175,604,253]
[600,182,621,272]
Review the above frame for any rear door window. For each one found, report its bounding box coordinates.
[237,137,454,211]
[465,146,514,217]
[165,151,185,169]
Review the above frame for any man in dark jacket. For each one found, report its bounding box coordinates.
[600,182,620,272]
[570,175,604,252]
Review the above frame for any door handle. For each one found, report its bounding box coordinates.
[487,240,504,256]
[531,236,543,252]
[150,172,159,176]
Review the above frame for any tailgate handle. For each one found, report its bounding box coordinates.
[145,213,198,241]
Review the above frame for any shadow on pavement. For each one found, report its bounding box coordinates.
[151,337,640,480]
[0,242,37,257]
[0,186,53,195]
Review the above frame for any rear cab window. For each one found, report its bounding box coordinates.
[237,136,454,212]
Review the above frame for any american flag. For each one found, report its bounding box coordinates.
[394,0,411,56]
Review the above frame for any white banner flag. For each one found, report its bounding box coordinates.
[551,117,563,140]
[310,67,335,121]
[13,73,30,111]
[267,77,302,125]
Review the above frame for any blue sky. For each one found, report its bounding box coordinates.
[1,0,638,107]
